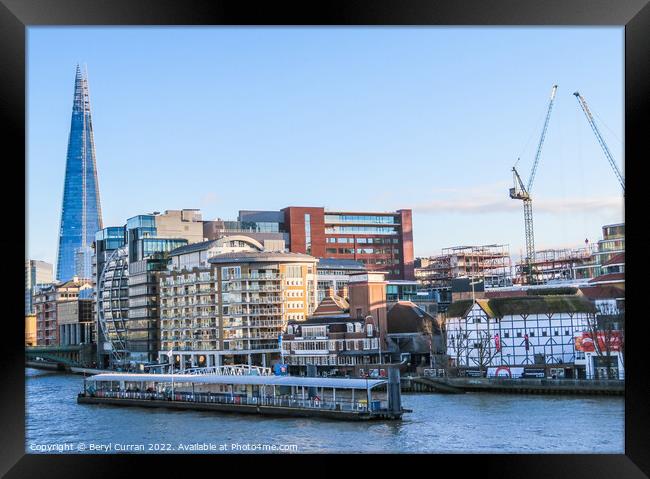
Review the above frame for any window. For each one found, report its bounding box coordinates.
[529,331,535,337]
[554,330,559,336]
[285,265,302,278]
[504,331,509,338]
[542,330,547,337]
[305,214,311,254]
[516,330,522,338]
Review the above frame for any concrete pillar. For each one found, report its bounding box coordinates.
[388,367,402,414]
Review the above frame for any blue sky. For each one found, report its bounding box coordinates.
[27,27,624,265]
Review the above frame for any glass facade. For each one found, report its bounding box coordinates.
[56,65,103,281]
[324,214,398,224]
[305,214,312,254]
[324,226,398,235]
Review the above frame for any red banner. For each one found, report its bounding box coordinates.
[575,331,622,352]
[494,333,501,352]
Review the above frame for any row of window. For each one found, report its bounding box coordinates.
[324,214,397,225]
[285,338,379,351]
[325,248,400,255]
[325,237,400,244]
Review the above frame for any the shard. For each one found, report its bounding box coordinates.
[55,65,103,282]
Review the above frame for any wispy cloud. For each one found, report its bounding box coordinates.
[413,192,622,215]
[200,192,219,207]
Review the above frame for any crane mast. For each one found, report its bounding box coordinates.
[573,92,625,192]
[510,84,558,284]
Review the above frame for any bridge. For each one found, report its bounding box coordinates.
[25,344,95,369]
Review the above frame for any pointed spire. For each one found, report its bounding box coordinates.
[56,63,103,282]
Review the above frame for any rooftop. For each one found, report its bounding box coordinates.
[86,373,386,390]
[170,239,218,256]
[387,301,440,334]
[316,258,366,271]
[446,295,596,318]
[208,251,317,264]
[588,272,625,284]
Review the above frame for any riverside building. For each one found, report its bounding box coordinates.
[159,250,318,370]
[95,210,203,369]
[444,293,596,378]
[33,277,93,346]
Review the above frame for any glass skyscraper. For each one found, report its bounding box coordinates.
[56,65,103,282]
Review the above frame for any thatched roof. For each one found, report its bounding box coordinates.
[446,295,596,318]
[446,300,474,318]
[489,295,596,316]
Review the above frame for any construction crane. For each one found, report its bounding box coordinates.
[573,91,625,192]
[510,84,558,285]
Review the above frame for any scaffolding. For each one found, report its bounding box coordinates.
[415,244,513,289]
[514,246,597,285]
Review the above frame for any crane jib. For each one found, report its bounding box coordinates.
[573,92,625,192]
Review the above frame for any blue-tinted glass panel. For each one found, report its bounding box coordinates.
[56,66,103,281]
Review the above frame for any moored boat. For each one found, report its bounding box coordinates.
[77,368,406,421]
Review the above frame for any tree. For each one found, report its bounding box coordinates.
[442,317,470,376]
[471,330,500,377]
[584,312,623,379]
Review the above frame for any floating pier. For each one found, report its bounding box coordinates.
[77,370,406,421]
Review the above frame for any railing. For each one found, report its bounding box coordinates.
[183,365,272,376]
[84,390,387,412]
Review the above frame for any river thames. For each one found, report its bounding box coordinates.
[25,368,624,454]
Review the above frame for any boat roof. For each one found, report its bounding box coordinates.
[86,373,387,389]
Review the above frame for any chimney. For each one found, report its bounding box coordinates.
[338,285,349,299]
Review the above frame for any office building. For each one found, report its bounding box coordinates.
[237,207,414,280]
[56,65,103,282]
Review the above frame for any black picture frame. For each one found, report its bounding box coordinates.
[2,0,647,476]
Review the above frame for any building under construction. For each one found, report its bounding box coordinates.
[514,246,597,285]
[415,244,513,289]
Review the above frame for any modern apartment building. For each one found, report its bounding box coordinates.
[95,209,203,368]
[25,260,54,314]
[237,207,414,280]
[158,251,318,370]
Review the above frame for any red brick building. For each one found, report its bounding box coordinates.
[278,207,414,280]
